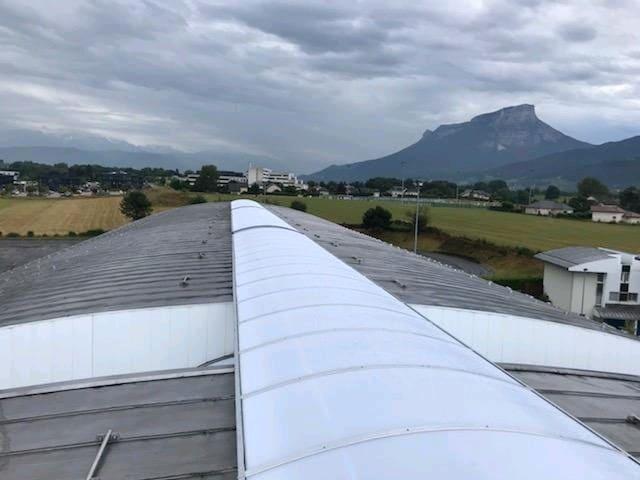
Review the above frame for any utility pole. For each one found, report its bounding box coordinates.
[414,181,422,254]
[400,161,406,204]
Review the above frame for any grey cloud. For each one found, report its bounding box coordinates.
[0,0,638,172]
[557,22,598,42]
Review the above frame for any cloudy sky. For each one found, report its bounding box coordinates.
[1,0,639,172]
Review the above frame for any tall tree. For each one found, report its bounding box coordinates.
[545,185,560,200]
[120,191,152,220]
[620,187,640,213]
[193,165,219,192]
[577,177,609,198]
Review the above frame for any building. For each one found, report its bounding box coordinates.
[460,189,491,201]
[524,199,573,216]
[591,204,640,224]
[3,202,640,478]
[0,170,18,187]
[536,246,640,331]
[217,170,247,190]
[247,166,306,190]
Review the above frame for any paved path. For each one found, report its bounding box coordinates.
[420,251,493,277]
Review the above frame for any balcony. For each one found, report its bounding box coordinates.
[608,292,639,303]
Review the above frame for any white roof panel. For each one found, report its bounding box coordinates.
[231,200,640,479]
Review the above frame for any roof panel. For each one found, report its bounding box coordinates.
[232,200,640,479]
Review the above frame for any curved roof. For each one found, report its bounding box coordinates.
[231,200,639,479]
[268,205,628,336]
[0,202,232,327]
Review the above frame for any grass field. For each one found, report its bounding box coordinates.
[207,193,640,253]
[1,190,639,254]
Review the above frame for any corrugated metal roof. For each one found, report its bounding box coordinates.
[269,206,628,336]
[0,367,237,480]
[232,200,640,480]
[535,246,613,269]
[527,200,571,210]
[594,305,640,322]
[505,364,640,459]
[0,203,233,327]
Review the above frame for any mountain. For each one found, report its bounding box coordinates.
[0,146,289,173]
[307,105,591,181]
[485,136,640,187]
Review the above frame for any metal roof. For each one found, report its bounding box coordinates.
[594,305,640,322]
[269,206,628,336]
[231,200,640,480]
[0,366,237,480]
[505,364,640,459]
[0,202,233,327]
[534,246,613,269]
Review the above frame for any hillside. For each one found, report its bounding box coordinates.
[486,136,640,186]
[0,146,286,173]
[308,105,591,181]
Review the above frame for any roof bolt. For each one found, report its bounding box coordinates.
[198,252,206,259]
[180,275,190,287]
[202,239,208,244]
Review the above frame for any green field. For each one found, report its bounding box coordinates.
[1,190,638,254]
[207,194,640,253]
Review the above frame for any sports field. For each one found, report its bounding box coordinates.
[1,191,639,254]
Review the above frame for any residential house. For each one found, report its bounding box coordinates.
[524,200,573,216]
[460,189,491,201]
[591,204,640,224]
[536,247,640,333]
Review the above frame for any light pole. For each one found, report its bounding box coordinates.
[414,181,423,254]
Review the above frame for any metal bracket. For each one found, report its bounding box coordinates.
[86,429,119,480]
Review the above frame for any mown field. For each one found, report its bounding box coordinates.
[1,190,639,254]
[206,193,640,253]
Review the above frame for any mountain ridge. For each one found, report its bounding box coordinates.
[307,104,592,181]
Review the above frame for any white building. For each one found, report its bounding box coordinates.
[591,204,640,224]
[461,189,491,201]
[525,200,573,216]
[247,166,306,190]
[536,246,640,331]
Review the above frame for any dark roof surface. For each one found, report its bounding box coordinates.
[0,202,233,327]
[269,205,628,336]
[594,305,640,322]
[0,367,236,480]
[505,364,640,459]
[535,246,613,269]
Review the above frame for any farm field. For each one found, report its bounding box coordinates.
[207,193,640,253]
[0,190,638,254]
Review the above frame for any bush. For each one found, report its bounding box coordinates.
[7,232,20,237]
[362,206,392,230]
[82,229,107,237]
[27,231,34,237]
[189,195,207,204]
[404,208,430,233]
[120,190,153,220]
[68,231,77,237]
[290,200,307,212]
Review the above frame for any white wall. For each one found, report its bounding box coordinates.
[413,304,640,376]
[592,212,620,223]
[543,263,574,311]
[569,272,598,315]
[0,302,235,391]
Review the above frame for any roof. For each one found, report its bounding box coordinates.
[592,204,626,213]
[0,366,236,480]
[527,200,572,210]
[505,364,640,459]
[594,305,640,322]
[624,210,640,218]
[231,200,640,479]
[535,246,613,269]
[271,206,627,335]
[0,202,232,327]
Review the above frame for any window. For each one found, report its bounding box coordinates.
[622,265,631,283]
[596,273,605,307]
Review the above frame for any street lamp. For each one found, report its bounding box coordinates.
[414,181,423,254]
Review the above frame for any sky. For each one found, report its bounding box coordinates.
[1,0,639,173]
